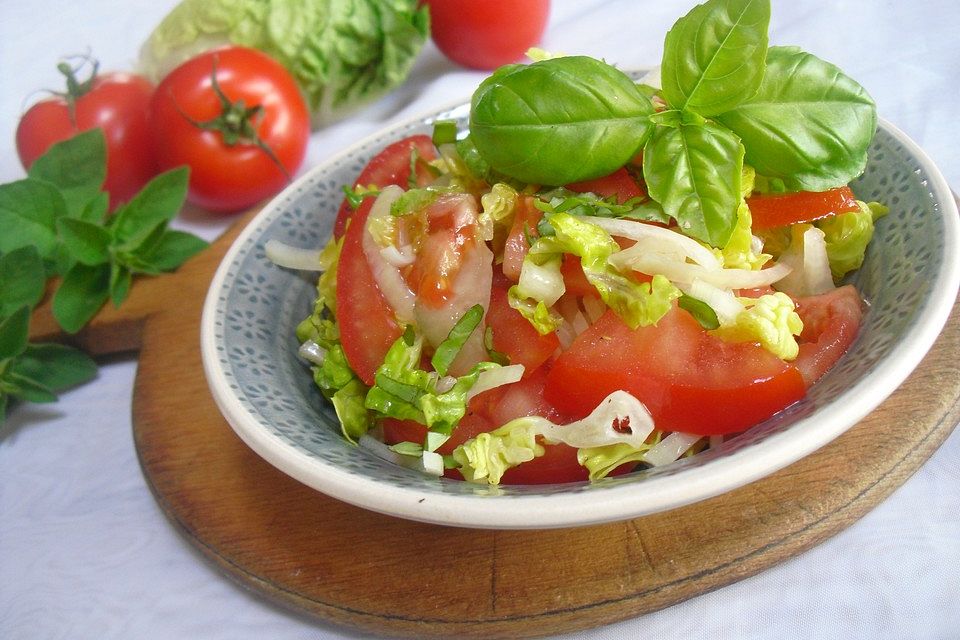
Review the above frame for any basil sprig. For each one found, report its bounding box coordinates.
[469,0,877,249]
[0,128,208,423]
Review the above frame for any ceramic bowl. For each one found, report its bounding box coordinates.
[200,100,960,529]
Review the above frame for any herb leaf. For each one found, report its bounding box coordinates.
[136,230,208,272]
[110,166,190,252]
[643,122,744,246]
[0,306,31,360]
[57,218,112,266]
[661,0,770,116]
[470,56,655,185]
[0,247,46,318]
[431,304,484,377]
[0,178,68,263]
[716,46,877,191]
[52,263,111,334]
[27,129,106,217]
[11,343,98,392]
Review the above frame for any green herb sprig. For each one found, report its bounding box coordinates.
[0,128,208,424]
[467,0,877,249]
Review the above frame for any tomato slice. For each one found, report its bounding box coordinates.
[566,167,647,203]
[747,187,860,230]
[336,197,402,385]
[544,306,807,435]
[792,285,863,385]
[333,135,438,238]
[486,269,559,374]
[501,196,543,281]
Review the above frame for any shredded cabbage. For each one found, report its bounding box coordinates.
[711,292,804,360]
[817,200,888,280]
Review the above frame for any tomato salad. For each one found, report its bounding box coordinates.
[275,1,886,485]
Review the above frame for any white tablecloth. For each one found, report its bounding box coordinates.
[2,1,958,638]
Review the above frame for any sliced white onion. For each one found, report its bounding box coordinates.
[611,247,792,289]
[683,279,745,326]
[517,258,565,306]
[582,296,606,323]
[297,340,327,366]
[362,186,417,324]
[380,244,415,267]
[358,433,444,477]
[642,432,703,467]
[465,364,525,402]
[577,216,721,269]
[556,321,577,350]
[774,226,834,297]
[264,239,324,271]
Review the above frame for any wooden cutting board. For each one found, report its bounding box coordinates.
[29,209,960,639]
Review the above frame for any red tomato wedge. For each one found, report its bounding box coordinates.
[501,196,543,281]
[747,187,860,230]
[335,197,402,385]
[566,166,647,203]
[333,135,437,238]
[792,285,863,385]
[486,269,559,374]
[543,306,807,436]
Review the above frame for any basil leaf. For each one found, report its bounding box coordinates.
[78,191,110,225]
[27,129,106,217]
[661,0,770,116]
[0,247,46,318]
[110,166,190,252]
[0,178,67,261]
[52,263,111,334]
[643,122,744,247]
[0,306,31,360]
[10,343,98,392]
[715,46,877,191]
[431,304,484,377]
[470,56,655,185]
[57,218,112,266]
[678,294,721,330]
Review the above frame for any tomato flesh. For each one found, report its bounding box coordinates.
[566,167,647,203]
[544,307,807,435]
[747,187,860,230]
[333,135,437,238]
[792,285,863,385]
[486,270,559,374]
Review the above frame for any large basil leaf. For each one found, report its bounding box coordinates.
[716,46,877,191]
[661,0,770,116]
[469,56,655,186]
[643,122,744,247]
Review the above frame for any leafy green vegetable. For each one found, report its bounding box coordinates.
[711,292,803,360]
[660,0,770,116]
[0,129,206,422]
[469,56,655,185]
[817,200,888,280]
[431,304,484,377]
[643,122,745,246]
[716,46,877,191]
[678,294,720,330]
[140,0,430,127]
[452,419,544,484]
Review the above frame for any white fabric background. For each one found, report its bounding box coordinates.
[1,1,958,638]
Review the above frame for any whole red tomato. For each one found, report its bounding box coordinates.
[150,46,309,213]
[15,61,156,209]
[421,0,551,70]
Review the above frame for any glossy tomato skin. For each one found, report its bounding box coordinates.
[16,72,156,209]
[333,135,437,238]
[487,269,559,374]
[421,0,550,70]
[544,306,807,436]
[150,46,309,213]
[336,197,403,386]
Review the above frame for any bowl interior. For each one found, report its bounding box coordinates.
[202,101,958,527]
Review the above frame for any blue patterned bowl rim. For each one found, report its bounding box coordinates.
[201,97,960,529]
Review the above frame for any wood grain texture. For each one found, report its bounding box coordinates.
[32,210,960,639]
